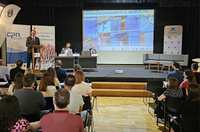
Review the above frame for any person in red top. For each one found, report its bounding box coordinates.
[40,88,84,132]
[180,69,196,89]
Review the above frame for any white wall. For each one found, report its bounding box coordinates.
[97,51,153,64]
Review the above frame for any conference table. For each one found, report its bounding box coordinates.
[54,56,97,70]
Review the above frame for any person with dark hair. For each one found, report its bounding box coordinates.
[14,74,46,118]
[0,95,33,132]
[166,62,184,84]
[8,73,24,95]
[180,69,196,89]
[74,64,82,73]
[24,68,38,89]
[60,43,73,56]
[158,77,183,112]
[55,60,67,83]
[26,30,40,68]
[72,70,93,100]
[171,83,200,132]
[37,73,57,97]
[191,63,200,84]
[10,60,25,81]
[0,59,10,82]
[64,75,84,115]
[46,67,61,89]
[40,88,84,132]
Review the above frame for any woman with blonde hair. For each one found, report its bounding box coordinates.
[8,73,24,95]
[37,73,57,97]
[46,67,61,89]
[72,70,93,100]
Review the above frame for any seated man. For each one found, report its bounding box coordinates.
[0,59,10,82]
[64,75,84,115]
[14,74,46,118]
[40,88,84,132]
[191,63,200,84]
[60,43,73,56]
[166,62,184,84]
[55,60,67,83]
[10,60,25,81]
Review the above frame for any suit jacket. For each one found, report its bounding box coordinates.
[26,36,40,53]
[61,48,73,56]
[10,67,25,81]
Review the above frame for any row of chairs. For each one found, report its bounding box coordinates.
[143,79,200,132]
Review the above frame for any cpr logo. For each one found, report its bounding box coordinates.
[7,32,20,38]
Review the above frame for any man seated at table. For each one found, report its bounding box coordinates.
[191,63,200,84]
[40,88,84,132]
[60,43,73,56]
[166,62,184,84]
[10,60,25,81]
[55,60,67,83]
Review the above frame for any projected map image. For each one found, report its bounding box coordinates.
[83,10,154,51]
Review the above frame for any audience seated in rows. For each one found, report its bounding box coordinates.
[0,59,10,82]
[180,69,196,90]
[39,88,84,132]
[191,63,200,84]
[171,83,200,132]
[46,67,61,89]
[8,73,24,95]
[0,95,38,132]
[64,75,84,116]
[72,70,93,100]
[156,77,183,114]
[10,60,25,81]
[14,74,46,119]
[25,68,38,89]
[55,60,67,83]
[37,73,57,97]
[166,62,184,84]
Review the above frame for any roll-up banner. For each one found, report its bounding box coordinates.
[6,24,30,70]
[32,25,55,70]
[163,25,183,54]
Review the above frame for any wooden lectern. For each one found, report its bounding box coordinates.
[28,45,43,74]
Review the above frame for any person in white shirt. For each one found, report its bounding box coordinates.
[0,59,10,82]
[37,73,57,97]
[8,73,24,95]
[60,43,73,56]
[72,70,93,100]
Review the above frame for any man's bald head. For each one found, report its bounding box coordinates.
[0,59,4,65]
[56,60,62,67]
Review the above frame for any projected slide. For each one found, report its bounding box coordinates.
[83,10,154,51]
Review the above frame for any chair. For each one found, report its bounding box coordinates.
[0,78,9,88]
[42,97,54,111]
[143,79,163,105]
[170,115,200,132]
[21,113,40,122]
[148,87,166,117]
[82,96,91,111]
[157,96,186,132]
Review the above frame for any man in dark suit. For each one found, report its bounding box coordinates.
[26,30,40,68]
[10,60,25,81]
[55,60,67,83]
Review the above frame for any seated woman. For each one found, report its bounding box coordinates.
[60,43,73,56]
[157,77,183,112]
[37,73,57,97]
[89,44,97,54]
[25,68,38,90]
[72,70,93,100]
[180,69,196,89]
[171,83,200,132]
[46,67,61,89]
[8,73,24,95]
[0,95,38,132]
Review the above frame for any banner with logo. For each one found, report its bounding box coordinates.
[6,24,30,70]
[32,25,55,70]
[163,25,183,54]
[0,4,21,47]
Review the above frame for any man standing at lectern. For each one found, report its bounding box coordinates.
[26,30,40,68]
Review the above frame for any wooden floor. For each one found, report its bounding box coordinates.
[93,97,165,132]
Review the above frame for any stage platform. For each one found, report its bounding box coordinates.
[38,65,167,82]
